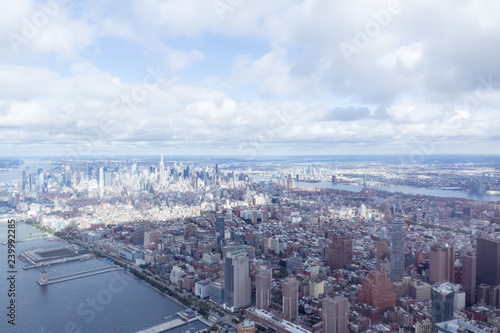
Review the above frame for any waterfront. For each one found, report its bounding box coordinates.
[0,222,206,333]
[252,176,499,202]
[0,159,57,185]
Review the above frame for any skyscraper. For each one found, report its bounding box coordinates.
[37,170,44,194]
[255,266,272,311]
[390,217,405,282]
[282,276,299,321]
[327,234,353,270]
[99,167,104,191]
[158,154,165,185]
[431,283,455,326]
[429,245,455,284]
[322,295,349,333]
[22,168,29,191]
[224,249,251,310]
[476,237,500,286]
[216,216,226,253]
[462,253,476,305]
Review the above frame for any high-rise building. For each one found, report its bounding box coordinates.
[429,245,455,284]
[431,283,455,326]
[327,234,353,270]
[477,283,490,305]
[390,217,405,282]
[224,249,251,310]
[98,167,104,192]
[104,170,113,187]
[158,154,165,185]
[37,170,44,193]
[358,271,396,313]
[282,276,299,321]
[22,168,29,191]
[255,266,272,311]
[322,295,349,333]
[65,165,71,187]
[462,253,476,305]
[476,237,500,286]
[216,216,226,253]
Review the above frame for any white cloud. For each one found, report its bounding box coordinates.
[1,0,500,155]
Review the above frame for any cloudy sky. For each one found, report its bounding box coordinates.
[1,0,499,158]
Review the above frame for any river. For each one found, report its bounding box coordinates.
[0,222,207,333]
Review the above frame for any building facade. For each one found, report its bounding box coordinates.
[322,295,349,333]
[283,276,299,321]
[216,216,226,253]
[224,249,251,310]
[477,237,500,286]
[429,245,455,284]
[462,253,476,305]
[431,283,455,326]
[358,271,396,313]
[256,266,272,310]
[327,234,353,270]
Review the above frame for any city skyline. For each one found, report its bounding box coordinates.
[1,1,500,157]
[2,155,500,332]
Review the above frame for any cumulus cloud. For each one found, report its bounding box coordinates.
[1,0,500,156]
[325,107,371,122]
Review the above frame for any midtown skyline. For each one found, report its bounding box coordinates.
[1,0,500,157]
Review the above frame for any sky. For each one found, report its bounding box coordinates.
[0,0,500,159]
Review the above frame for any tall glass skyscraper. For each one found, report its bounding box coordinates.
[431,283,455,326]
[390,217,405,282]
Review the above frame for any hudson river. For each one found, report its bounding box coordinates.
[0,221,207,333]
[252,176,499,202]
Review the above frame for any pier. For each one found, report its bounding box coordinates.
[23,253,92,269]
[38,266,121,285]
[21,244,92,268]
[135,312,203,333]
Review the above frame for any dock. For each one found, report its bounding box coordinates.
[135,314,203,333]
[23,253,92,269]
[38,266,121,285]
